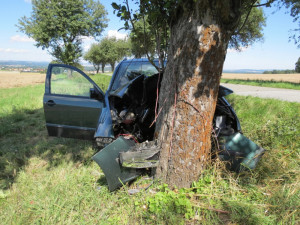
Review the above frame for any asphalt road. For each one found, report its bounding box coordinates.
[220,83,300,103]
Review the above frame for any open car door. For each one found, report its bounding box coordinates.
[43,64,105,140]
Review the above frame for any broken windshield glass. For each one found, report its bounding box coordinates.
[110,61,160,91]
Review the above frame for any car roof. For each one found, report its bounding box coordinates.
[121,58,160,63]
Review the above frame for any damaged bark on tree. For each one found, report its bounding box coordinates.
[155,1,242,188]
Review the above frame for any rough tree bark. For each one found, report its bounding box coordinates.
[155,1,242,188]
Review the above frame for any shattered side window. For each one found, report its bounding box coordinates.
[50,67,93,97]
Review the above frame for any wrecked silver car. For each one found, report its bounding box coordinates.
[43,59,265,191]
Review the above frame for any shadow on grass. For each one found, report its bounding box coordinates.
[97,176,108,186]
[0,108,99,189]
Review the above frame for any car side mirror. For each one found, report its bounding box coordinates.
[90,88,103,100]
[90,88,96,98]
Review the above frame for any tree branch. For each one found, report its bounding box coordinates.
[125,0,136,31]
[142,15,161,72]
[253,0,275,8]
[234,0,257,35]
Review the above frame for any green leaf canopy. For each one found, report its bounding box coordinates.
[18,0,108,65]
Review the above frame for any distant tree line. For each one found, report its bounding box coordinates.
[296,57,300,73]
[263,69,296,74]
[263,57,300,74]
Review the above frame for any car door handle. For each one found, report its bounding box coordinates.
[46,100,56,106]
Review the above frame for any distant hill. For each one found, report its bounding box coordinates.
[0,61,276,74]
[0,60,49,67]
[223,69,265,74]
[0,60,112,72]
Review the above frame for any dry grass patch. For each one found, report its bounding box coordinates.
[0,71,46,88]
[222,73,300,83]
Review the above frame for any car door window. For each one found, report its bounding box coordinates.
[51,66,93,97]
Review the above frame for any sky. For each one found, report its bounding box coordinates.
[0,0,299,70]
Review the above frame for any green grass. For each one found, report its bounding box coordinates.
[221,78,300,90]
[0,81,299,224]
[88,73,112,92]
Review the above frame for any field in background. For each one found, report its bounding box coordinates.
[0,71,46,88]
[222,73,300,83]
[1,70,300,89]
[0,71,113,89]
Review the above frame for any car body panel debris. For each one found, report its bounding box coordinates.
[43,59,265,191]
[120,141,160,169]
[92,136,141,191]
[218,133,265,171]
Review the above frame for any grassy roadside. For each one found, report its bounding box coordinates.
[0,80,299,224]
[88,72,112,92]
[221,78,300,90]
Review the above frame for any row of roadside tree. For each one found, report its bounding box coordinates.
[83,37,130,73]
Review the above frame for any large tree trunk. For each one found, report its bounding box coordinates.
[155,2,240,188]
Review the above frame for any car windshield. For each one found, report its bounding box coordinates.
[110,61,162,91]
